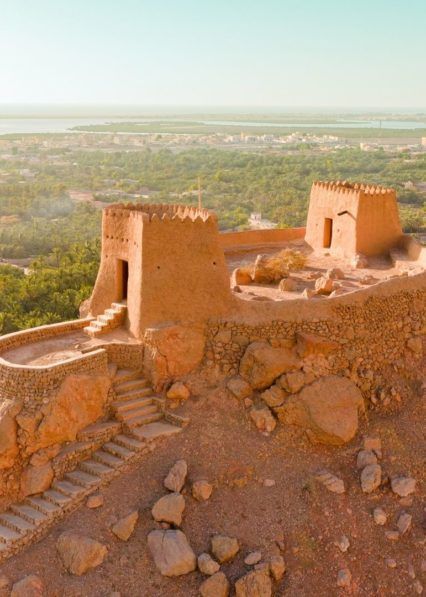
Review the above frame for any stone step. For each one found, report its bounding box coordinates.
[99,314,115,324]
[114,434,145,452]
[114,388,154,403]
[103,441,135,460]
[43,490,73,507]
[132,422,183,442]
[125,411,163,429]
[25,497,62,516]
[84,325,99,337]
[9,504,48,526]
[0,524,22,543]
[115,378,150,394]
[92,320,108,330]
[116,403,159,423]
[79,460,115,478]
[65,470,101,489]
[77,421,121,442]
[92,450,123,469]
[113,369,143,385]
[111,302,127,311]
[0,513,35,534]
[111,396,153,414]
[52,480,86,498]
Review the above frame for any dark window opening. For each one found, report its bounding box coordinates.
[117,259,129,301]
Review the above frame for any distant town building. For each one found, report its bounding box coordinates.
[248,212,277,230]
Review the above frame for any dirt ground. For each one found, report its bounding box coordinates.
[0,362,424,596]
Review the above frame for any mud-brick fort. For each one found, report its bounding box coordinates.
[0,180,424,561]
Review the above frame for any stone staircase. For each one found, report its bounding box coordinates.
[84,302,127,338]
[0,369,182,562]
[111,368,164,430]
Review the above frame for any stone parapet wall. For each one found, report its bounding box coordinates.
[219,227,306,251]
[98,342,144,370]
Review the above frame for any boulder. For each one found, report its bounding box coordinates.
[397,512,412,535]
[356,450,377,469]
[296,332,339,358]
[30,444,60,466]
[232,268,252,286]
[143,324,205,389]
[167,382,190,402]
[0,400,19,469]
[337,568,352,588]
[198,552,220,575]
[200,571,230,597]
[192,480,213,501]
[315,470,345,494]
[111,511,139,541]
[260,385,285,408]
[315,276,334,295]
[211,535,240,563]
[152,493,185,526]
[373,507,387,525]
[250,407,276,433]
[326,268,345,280]
[56,532,107,576]
[86,493,103,509]
[277,376,364,445]
[164,459,188,492]
[20,462,53,497]
[269,555,286,581]
[227,377,252,400]
[11,575,44,597]
[240,342,300,390]
[147,529,196,576]
[244,551,262,565]
[279,370,305,394]
[32,374,111,453]
[235,568,272,597]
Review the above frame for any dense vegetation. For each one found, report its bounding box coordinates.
[0,145,424,331]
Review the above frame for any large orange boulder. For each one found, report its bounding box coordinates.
[296,332,339,358]
[239,342,300,390]
[276,375,364,445]
[0,400,20,469]
[30,374,110,453]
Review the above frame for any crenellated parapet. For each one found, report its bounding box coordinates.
[103,203,214,223]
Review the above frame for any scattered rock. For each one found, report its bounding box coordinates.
[232,267,253,286]
[386,558,397,568]
[56,532,108,576]
[407,337,422,354]
[327,267,345,280]
[86,493,103,509]
[164,459,188,492]
[198,553,220,576]
[192,480,213,501]
[352,253,368,268]
[261,385,285,408]
[152,493,185,526]
[413,580,423,594]
[200,571,230,597]
[147,529,196,576]
[250,406,276,433]
[263,479,275,487]
[227,377,252,400]
[373,507,387,525]
[397,512,412,535]
[363,437,382,458]
[269,555,286,581]
[391,476,416,497]
[10,575,44,597]
[360,464,382,493]
[334,535,350,552]
[111,511,139,541]
[315,276,334,295]
[336,568,352,588]
[239,341,300,390]
[385,530,400,541]
[211,535,240,563]
[356,449,377,469]
[302,288,315,299]
[244,551,262,565]
[278,277,297,292]
[315,470,345,494]
[166,382,190,402]
[277,376,364,445]
[235,568,272,597]
[20,462,54,497]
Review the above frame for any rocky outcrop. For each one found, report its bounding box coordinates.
[147,529,196,576]
[277,376,364,445]
[0,400,20,469]
[29,374,111,453]
[240,342,300,390]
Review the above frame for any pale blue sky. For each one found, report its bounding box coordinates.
[0,0,425,108]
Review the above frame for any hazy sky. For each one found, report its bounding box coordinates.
[1,0,425,108]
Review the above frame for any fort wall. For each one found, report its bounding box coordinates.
[219,227,306,250]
